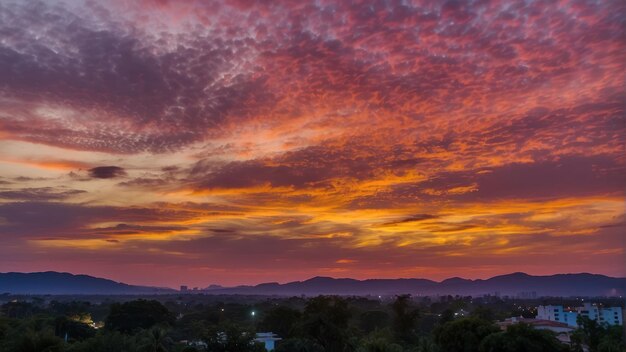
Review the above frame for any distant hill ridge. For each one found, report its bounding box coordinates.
[203,272,626,297]
[1,271,624,296]
[0,271,175,295]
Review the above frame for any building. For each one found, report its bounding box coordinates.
[191,331,281,351]
[536,305,578,326]
[180,285,188,292]
[517,291,537,299]
[536,305,561,321]
[498,317,575,334]
[599,307,622,326]
[498,317,575,346]
[180,340,207,349]
[254,332,281,351]
[575,303,622,326]
[537,303,623,327]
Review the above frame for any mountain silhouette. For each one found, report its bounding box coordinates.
[203,273,625,297]
[1,271,623,296]
[0,272,175,294]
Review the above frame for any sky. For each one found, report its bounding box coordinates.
[0,0,624,288]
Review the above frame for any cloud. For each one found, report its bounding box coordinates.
[0,0,624,285]
[0,201,201,239]
[0,1,272,153]
[381,214,440,226]
[0,0,622,155]
[88,166,127,179]
[0,187,86,201]
[422,155,625,201]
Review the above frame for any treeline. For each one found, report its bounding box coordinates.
[0,295,624,352]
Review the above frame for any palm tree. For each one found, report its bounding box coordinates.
[139,327,170,352]
[13,330,64,352]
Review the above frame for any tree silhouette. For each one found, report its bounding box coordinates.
[391,295,419,344]
[138,327,172,352]
[433,317,499,352]
[479,323,568,352]
[258,306,301,338]
[105,300,174,334]
[12,329,64,352]
[301,296,352,352]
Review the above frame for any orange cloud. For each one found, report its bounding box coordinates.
[0,0,623,286]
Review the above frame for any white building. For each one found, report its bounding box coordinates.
[537,303,623,327]
[498,316,574,334]
[575,303,623,326]
[497,317,575,346]
[255,332,281,351]
[563,311,579,327]
[537,305,562,322]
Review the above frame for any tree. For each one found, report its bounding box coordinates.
[438,309,455,325]
[1,302,37,319]
[275,338,325,352]
[572,316,603,352]
[572,319,626,352]
[204,323,265,352]
[170,307,220,341]
[597,340,626,352]
[138,327,172,352]
[258,306,301,338]
[414,337,439,352]
[391,295,420,344]
[10,329,65,352]
[359,311,390,335]
[357,335,403,352]
[433,317,499,352]
[181,347,199,352]
[0,317,12,344]
[54,316,96,341]
[65,331,140,352]
[479,323,569,352]
[470,307,494,322]
[301,296,353,352]
[105,300,175,334]
[596,325,626,352]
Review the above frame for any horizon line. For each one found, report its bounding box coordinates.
[2,270,625,290]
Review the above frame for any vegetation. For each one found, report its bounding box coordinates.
[0,294,623,352]
[480,323,568,352]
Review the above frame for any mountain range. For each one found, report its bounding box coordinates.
[203,272,626,297]
[0,272,175,295]
[1,271,624,296]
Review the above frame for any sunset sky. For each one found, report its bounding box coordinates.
[0,0,624,288]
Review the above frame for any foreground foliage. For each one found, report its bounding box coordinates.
[0,295,624,352]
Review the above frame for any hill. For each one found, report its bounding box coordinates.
[0,272,175,294]
[204,273,626,297]
[2,271,623,296]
